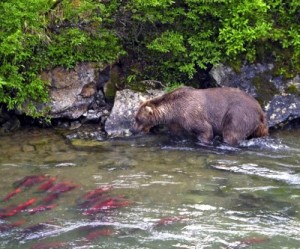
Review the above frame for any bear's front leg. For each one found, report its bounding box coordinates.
[196,132,214,145]
[193,123,214,145]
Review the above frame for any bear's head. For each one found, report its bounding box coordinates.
[131,99,157,134]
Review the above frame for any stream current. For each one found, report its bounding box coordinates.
[0,127,299,249]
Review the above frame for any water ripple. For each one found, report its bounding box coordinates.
[209,160,300,185]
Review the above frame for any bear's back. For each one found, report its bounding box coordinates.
[192,87,261,109]
[153,86,262,114]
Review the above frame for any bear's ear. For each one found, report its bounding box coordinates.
[139,95,147,104]
[145,105,154,115]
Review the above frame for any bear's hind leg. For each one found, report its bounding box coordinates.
[222,111,247,146]
[223,133,244,146]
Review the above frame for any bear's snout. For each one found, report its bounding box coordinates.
[130,122,142,135]
[130,125,139,135]
[130,122,151,135]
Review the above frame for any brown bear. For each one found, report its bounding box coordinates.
[131,86,268,145]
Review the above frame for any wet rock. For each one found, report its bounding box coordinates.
[81,104,111,125]
[41,63,108,119]
[69,121,82,130]
[82,109,102,122]
[65,124,107,141]
[265,94,300,128]
[104,89,165,137]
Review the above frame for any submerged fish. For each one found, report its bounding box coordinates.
[37,177,57,192]
[47,181,78,194]
[2,188,22,202]
[0,198,36,218]
[40,181,77,204]
[14,175,47,188]
[42,193,60,204]
[77,187,112,209]
[16,198,37,211]
[82,186,112,200]
[83,197,131,215]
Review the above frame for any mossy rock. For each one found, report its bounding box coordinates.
[104,65,124,101]
[252,74,280,106]
[286,84,300,96]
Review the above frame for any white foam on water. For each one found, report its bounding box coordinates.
[240,137,290,151]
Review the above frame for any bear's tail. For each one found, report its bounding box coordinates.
[254,113,269,137]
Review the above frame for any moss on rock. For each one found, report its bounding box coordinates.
[252,75,280,106]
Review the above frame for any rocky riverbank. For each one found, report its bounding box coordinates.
[1,62,300,138]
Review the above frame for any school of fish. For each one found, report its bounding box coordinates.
[0,174,269,249]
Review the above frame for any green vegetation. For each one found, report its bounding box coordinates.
[0,0,123,117]
[286,84,300,95]
[0,0,299,117]
[126,0,299,83]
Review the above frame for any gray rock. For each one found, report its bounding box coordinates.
[209,63,277,97]
[66,130,106,141]
[105,89,165,137]
[81,90,111,123]
[82,106,111,123]
[210,63,300,128]
[265,94,300,128]
[41,63,107,119]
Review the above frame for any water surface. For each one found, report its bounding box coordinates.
[0,127,299,249]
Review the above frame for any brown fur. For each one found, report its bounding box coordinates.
[132,87,268,145]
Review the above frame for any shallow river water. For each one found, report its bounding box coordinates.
[0,127,300,249]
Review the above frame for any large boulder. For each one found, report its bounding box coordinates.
[105,89,165,137]
[209,63,279,98]
[41,63,108,119]
[265,94,300,128]
[209,63,300,128]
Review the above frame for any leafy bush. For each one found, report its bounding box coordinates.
[0,0,123,117]
[0,0,299,118]
[124,0,300,85]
